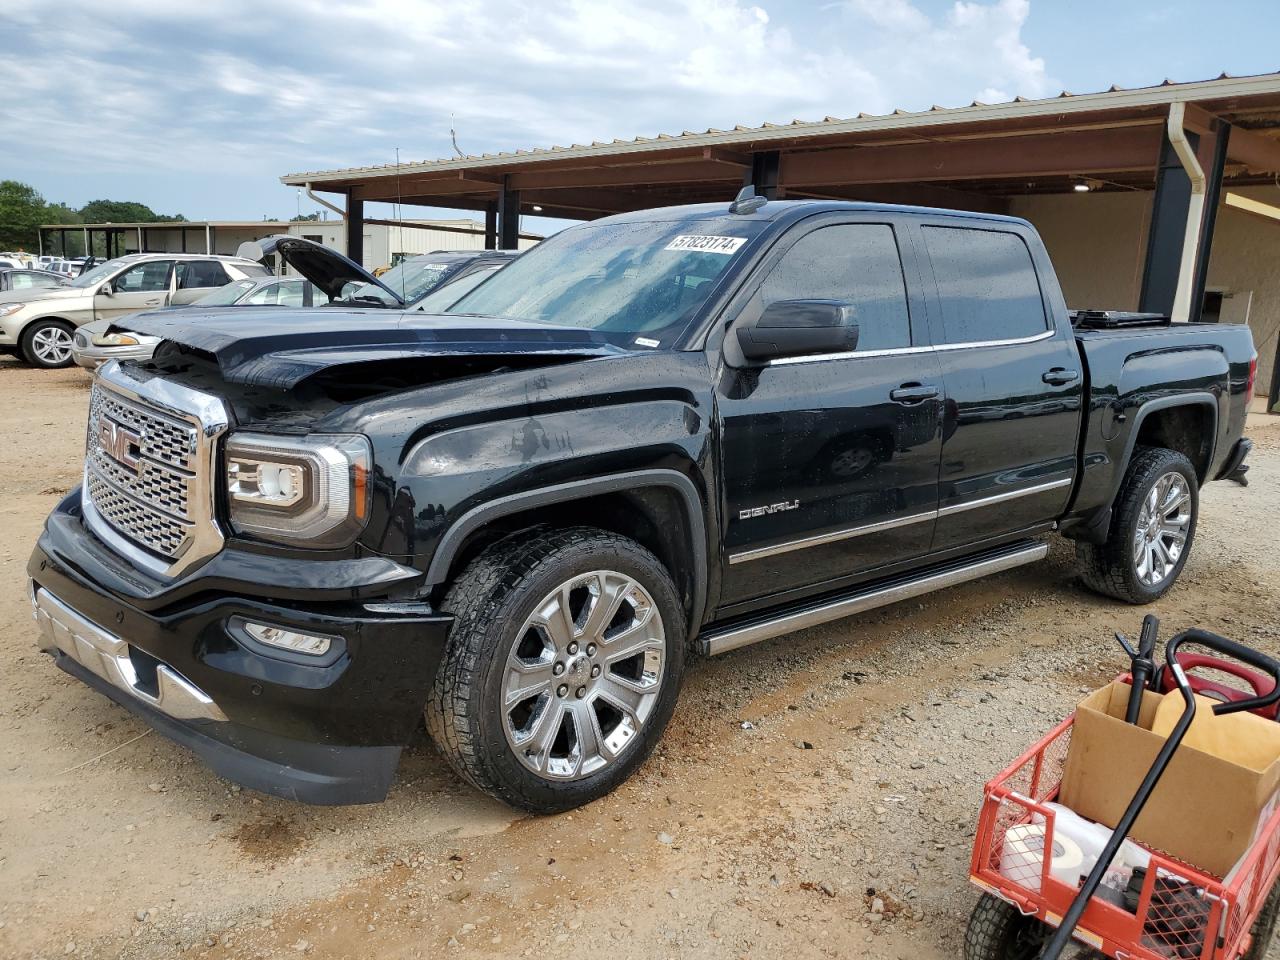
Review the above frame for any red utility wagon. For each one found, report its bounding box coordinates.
[965,624,1280,960]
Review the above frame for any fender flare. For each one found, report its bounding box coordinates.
[424,468,709,631]
[1108,392,1219,503]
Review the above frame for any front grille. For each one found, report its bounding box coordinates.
[86,471,189,556]
[89,387,197,471]
[82,367,229,575]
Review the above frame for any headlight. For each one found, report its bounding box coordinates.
[0,303,24,317]
[92,332,140,347]
[224,433,371,547]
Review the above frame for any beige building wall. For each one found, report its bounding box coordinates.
[1012,186,1280,399]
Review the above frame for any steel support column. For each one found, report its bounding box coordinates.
[484,202,497,250]
[497,178,520,250]
[1140,130,1197,317]
[345,192,365,266]
[746,151,781,199]
[1189,123,1230,324]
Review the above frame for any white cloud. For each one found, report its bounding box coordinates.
[0,0,1057,214]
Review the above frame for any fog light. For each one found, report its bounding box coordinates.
[242,621,333,656]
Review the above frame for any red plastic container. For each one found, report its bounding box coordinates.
[969,712,1280,958]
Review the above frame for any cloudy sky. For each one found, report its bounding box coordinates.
[2,0,1277,227]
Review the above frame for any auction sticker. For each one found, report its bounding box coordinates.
[664,235,746,254]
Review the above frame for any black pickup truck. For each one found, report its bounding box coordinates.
[28,197,1256,812]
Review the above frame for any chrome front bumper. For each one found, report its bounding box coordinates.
[32,585,226,722]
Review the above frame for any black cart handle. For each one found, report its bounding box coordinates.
[1164,628,1280,716]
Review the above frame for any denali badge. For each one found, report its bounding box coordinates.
[98,417,143,473]
[739,500,800,520]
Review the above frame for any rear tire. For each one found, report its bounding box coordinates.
[964,894,1049,960]
[426,527,686,813]
[20,319,76,368]
[1077,446,1198,604]
[1242,878,1280,960]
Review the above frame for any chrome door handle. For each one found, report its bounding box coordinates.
[890,383,940,404]
[1042,368,1079,385]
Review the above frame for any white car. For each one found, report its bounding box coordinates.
[0,253,270,368]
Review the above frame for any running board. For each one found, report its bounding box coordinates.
[699,541,1049,656]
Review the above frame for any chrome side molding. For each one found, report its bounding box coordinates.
[700,541,1048,656]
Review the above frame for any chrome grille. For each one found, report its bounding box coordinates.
[89,387,197,470]
[82,363,230,577]
[86,472,189,556]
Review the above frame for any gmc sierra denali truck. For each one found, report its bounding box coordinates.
[28,196,1256,813]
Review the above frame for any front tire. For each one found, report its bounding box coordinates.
[1077,446,1198,604]
[964,894,1049,960]
[426,527,686,813]
[20,319,76,368]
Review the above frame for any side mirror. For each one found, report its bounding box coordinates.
[736,299,858,363]
[98,283,114,297]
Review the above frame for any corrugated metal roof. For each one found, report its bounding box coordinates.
[282,71,1280,186]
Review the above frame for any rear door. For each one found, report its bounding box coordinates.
[173,260,232,305]
[716,214,944,609]
[912,220,1082,551]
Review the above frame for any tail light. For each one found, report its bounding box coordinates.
[1247,355,1258,397]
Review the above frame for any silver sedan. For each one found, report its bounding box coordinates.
[72,276,318,370]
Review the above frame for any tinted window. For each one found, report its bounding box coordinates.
[114,260,172,292]
[756,223,911,352]
[177,260,231,289]
[923,227,1046,344]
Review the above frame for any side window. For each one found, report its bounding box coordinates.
[178,260,231,289]
[11,273,38,289]
[243,283,280,306]
[756,223,911,352]
[923,227,1047,344]
[276,281,306,307]
[113,261,172,292]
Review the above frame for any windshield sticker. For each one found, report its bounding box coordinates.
[664,235,746,255]
[634,336,660,348]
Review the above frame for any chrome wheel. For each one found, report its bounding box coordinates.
[502,570,665,781]
[1133,470,1192,587]
[31,325,73,365]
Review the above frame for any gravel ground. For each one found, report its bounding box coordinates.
[2,357,1280,960]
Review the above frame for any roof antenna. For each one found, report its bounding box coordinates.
[450,114,465,159]
[730,184,767,215]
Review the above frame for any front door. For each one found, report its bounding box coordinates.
[95,260,173,321]
[716,217,943,611]
[912,221,1082,551]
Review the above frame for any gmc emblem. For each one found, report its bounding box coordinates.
[98,417,143,472]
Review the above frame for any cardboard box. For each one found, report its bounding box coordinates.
[1059,680,1280,878]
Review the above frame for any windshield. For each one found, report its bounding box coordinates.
[193,279,256,306]
[343,257,455,306]
[69,258,128,288]
[450,218,765,346]
[417,265,502,313]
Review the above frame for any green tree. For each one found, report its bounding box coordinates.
[291,212,321,222]
[0,180,47,250]
[78,199,186,223]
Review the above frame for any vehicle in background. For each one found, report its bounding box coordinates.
[0,269,70,293]
[411,259,508,313]
[28,199,1254,812]
[0,257,19,270]
[0,253,269,368]
[238,236,517,311]
[41,259,77,279]
[71,276,326,369]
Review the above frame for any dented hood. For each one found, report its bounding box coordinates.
[120,307,625,389]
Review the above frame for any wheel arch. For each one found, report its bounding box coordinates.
[425,469,708,639]
[1113,393,1218,497]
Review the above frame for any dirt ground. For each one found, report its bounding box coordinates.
[3,357,1280,960]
